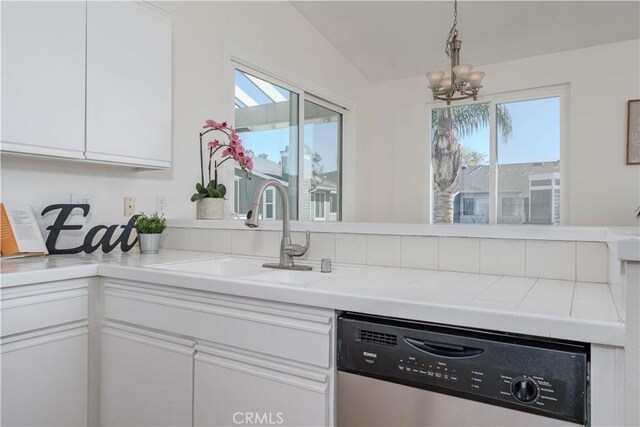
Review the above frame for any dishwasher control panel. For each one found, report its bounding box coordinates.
[337,313,588,425]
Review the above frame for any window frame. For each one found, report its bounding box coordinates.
[427,84,569,225]
[227,59,347,223]
[234,176,241,215]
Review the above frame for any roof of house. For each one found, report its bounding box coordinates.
[457,161,560,195]
[312,170,338,192]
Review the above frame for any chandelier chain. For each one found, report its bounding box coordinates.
[445,0,458,58]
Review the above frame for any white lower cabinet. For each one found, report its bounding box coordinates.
[0,279,90,426]
[100,323,194,426]
[102,280,335,427]
[194,346,330,427]
[1,278,334,426]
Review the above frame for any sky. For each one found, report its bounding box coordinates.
[453,97,560,165]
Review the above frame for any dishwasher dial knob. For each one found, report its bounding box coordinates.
[511,377,538,403]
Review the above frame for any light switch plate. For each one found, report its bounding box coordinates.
[124,197,136,217]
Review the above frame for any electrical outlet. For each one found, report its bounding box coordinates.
[124,197,136,217]
[156,195,167,215]
[70,193,92,206]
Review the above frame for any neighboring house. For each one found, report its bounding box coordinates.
[436,161,560,224]
[310,170,339,221]
[234,153,340,222]
[234,157,290,221]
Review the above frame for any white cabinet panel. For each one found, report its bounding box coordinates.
[100,324,194,426]
[1,283,88,337]
[1,326,88,426]
[103,282,333,368]
[1,1,86,158]
[194,346,329,427]
[86,1,171,168]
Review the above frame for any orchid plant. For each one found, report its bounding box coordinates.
[191,119,253,202]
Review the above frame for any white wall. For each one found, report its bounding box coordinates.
[360,39,640,226]
[0,1,371,225]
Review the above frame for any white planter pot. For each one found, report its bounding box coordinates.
[138,233,161,254]
[197,198,224,220]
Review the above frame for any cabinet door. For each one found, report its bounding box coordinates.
[194,347,330,427]
[86,1,171,168]
[1,326,88,426]
[100,324,193,426]
[1,1,86,158]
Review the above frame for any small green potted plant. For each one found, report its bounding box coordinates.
[192,119,253,219]
[134,212,167,254]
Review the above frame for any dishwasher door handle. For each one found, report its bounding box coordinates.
[404,337,484,358]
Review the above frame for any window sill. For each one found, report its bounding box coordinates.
[167,218,612,242]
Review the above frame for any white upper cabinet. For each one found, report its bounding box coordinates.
[1,1,86,158]
[86,1,172,168]
[1,1,172,168]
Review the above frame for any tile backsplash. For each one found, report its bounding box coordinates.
[160,227,610,283]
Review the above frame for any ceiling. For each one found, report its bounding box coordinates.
[291,1,640,82]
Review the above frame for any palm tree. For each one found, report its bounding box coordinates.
[432,104,513,223]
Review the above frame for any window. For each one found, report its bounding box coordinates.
[463,198,476,216]
[330,193,338,213]
[232,62,344,222]
[430,86,565,225]
[262,187,276,220]
[314,192,325,219]
[233,68,298,220]
[497,97,561,225]
[432,103,490,224]
[501,197,522,217]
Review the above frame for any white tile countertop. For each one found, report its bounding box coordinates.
[0,249,625,347]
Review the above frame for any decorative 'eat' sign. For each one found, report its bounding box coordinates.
[41,204,139,255]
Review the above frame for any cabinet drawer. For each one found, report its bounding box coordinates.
[194,345,328,427]
[1,280,89,337]
[103,282,332,368]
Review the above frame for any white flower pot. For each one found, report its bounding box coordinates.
[138,233,162,254]
[197,198,224,220]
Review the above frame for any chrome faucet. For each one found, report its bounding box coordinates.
[244,179,312,271]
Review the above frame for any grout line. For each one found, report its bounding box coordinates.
[569,280,578,317]
[475,238,480,274]
[607,282,622,322]
[524,240,528,277]
[515,277,538,309]
[574,241,578,281]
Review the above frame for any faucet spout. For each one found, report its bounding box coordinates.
[243,179,310,270]
[244,179,290,236]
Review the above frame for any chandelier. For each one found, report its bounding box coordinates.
[426,0,485,105]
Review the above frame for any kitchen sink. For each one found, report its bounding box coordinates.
[246,264,364,285]
[153,257,266,278]
[153,256,365,283]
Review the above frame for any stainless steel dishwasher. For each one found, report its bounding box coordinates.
[337,313,589,426]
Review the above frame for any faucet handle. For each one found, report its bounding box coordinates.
[285,230,310,257]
